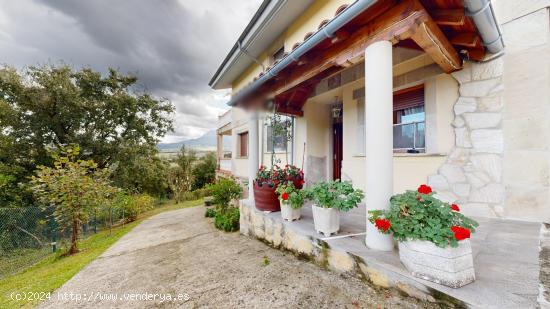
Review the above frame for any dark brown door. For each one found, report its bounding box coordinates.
[333,122,343,180]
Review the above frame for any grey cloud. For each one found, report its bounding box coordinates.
[0,0,261,141]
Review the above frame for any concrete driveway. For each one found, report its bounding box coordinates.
[39,206,434,308]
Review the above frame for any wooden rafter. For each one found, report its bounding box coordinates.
[431,9,465,26]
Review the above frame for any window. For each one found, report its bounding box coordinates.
[265,125,288,153]
[393,85,425,151]
[356,98,365,154]
[272,46,285,64]
[238,132,248,157]
[355,85,425,154]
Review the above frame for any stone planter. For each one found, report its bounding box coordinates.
[253,182,280,212]
[398,240,475,288]
[280,200,301,221]
[312,204,339,237]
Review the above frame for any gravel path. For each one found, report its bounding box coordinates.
[39,206,436,309]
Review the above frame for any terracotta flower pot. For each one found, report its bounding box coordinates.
[253,182,280,212]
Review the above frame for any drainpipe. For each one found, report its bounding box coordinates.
[464,0,504,54]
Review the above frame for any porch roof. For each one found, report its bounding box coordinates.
[225,0,503,115]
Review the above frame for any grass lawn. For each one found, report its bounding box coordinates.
[0,199,204,309]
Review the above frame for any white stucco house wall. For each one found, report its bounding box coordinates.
[211,0,550,223]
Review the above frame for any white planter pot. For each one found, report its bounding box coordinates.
[312,204,340,237]
[398,240,475,288]
[280,200,301,221]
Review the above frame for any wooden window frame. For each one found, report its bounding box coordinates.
[238,131,248,158]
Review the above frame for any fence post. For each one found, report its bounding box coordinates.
[50,217,57,253]
[93,211,97,234]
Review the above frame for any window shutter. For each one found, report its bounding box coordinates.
[393,85,424,111]
[239,132,248,157]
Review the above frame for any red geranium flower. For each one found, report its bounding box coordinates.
[451,204,460,212]
[300,180,305,185]
[281,192,289,201]
[450,226,470,241]
[375,219,391,232]
[417,184,432,195]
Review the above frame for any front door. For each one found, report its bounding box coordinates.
[332,122,343,180]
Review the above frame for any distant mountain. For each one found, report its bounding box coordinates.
[158,130,231,152]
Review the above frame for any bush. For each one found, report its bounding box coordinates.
[204,208,216,218]
[214,207,239,232]
[180,187,211,202]
[369,184,479,248]
[209,177,241,208]
[113,193,155,223]
[192,152,217,190]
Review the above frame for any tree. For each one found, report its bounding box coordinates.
[175,145,197,191]
[0,65,174,200]
[192,152,217,190]
[167,165,187,204]
[30,145,118,255]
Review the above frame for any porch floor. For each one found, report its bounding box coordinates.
[242,201,541,308]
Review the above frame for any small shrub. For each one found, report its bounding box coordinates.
[204,208,216,218]
[114,193,155,222]
[209,177,242,209]
[214,207,239,232]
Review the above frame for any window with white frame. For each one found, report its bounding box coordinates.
[355,85,425,154]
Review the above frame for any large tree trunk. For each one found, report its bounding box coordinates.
[69,219,79,255]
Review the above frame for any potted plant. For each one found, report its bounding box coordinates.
[253,164,304,212]
[306,180,364,237]
[369,184,479,288]
[275,182,305,221]
[282,164,304,189]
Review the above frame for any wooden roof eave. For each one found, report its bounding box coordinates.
[237,0,473,115]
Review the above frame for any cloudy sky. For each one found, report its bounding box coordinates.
[0,0,262,143]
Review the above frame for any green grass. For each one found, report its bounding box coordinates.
[0,199,203,309]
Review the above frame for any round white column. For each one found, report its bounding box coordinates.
[248,111,260,201]
[364,40,394,251]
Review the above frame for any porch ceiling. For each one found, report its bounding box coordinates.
[235,0,487,116]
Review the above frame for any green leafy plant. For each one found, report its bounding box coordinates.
[255,164,304,188]
[368,184,479,248]
[204,208,216,218]
[29,145,118,255]
[275,182,305,209]
[209,177,242,209]
[214,207,239,232]
[113,193,155,223]
[305,180,364,212]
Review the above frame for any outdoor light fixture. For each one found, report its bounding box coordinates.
[331,96,342,118]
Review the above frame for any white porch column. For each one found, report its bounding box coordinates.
[248,111,259,200]
[364,40,394,251]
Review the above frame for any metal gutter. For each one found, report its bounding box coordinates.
[227,0,380,106]
[464,0,505,54]
[208,0,272,87]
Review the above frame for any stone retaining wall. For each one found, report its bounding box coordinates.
[239,201,466,307]
[428,59,506,218]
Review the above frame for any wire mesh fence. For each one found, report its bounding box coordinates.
[0,206,126,279]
